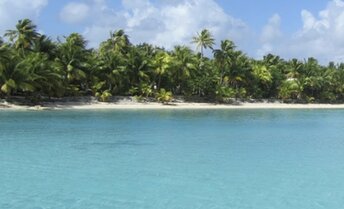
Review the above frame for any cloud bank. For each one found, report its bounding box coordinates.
[0,0,48,34]
[60,0,252,53]
[2,0,344,64]
[259,0,344,63]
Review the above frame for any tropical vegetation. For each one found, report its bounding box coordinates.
[1,19,344,104]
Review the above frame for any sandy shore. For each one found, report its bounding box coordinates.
[2,97,344,110]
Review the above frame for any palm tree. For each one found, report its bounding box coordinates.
[279,79,304,101]
[262,54,286,98]
[0,44,13,95]
[92,49,127,95]
[0,44,11,65]
[213,40,236,85]
[189,57,218,97]
[18,52,64,97]
[191,29,215,57]
[228,51,252,98]
[32,35,57,58]
[111,30,131,54]
[213,40,250,98]
[170,46,197,94]
[153,52,171,89]
[5,19,39,53]
[252,62,272,86]
[286,59,303,79]
[124,47,151,90]
[331,66,344,100]
[55,33,90,95]
[0,55,36,96]
[251,61,273,98]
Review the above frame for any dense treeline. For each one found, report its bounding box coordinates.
[1,19,344,103]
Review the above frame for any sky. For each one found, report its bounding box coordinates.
[0,0,343,63]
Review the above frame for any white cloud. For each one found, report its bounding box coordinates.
[257,14,282,57]
[0,0,48,36]
[150,0,250,49]
[260,14,281,43]
[258,0,344,64]
[60,0,252,53]
[4,0,344,64]
[60,2,90,24]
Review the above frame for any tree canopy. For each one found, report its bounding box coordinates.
[1,19,344,103]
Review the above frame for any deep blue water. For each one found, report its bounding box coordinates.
[1,109,344,209]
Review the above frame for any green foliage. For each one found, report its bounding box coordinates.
[129,83,153,98]
[5,19,39,52]
[215,86,236,103]
[140,83,153,97]
[192,29,215,57]
[156,88,173,104]
[1,18,344,104]
[153,52,171,89]
[279,79,302,100]
[96,90,112,102]
[252,64,272,85]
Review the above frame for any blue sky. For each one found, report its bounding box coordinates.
[218,0,328,32]
[1,0,344,63]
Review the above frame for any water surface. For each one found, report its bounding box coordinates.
[1,109,344,209]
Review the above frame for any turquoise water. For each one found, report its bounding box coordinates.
[1,109,344,209]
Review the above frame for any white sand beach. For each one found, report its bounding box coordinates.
[2,97,344,110]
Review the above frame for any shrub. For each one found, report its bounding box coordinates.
[95,90,112,102]
[156,88,173,104]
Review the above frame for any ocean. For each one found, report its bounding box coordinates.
[1,109,344,209]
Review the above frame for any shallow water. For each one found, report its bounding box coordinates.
[1,109,344,209]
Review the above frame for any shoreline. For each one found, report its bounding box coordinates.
[2,97,344,110]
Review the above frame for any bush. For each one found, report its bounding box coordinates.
[95,90,112,102]
[129,83,153,98]
[215,86,235,103]
[156,88,173,104]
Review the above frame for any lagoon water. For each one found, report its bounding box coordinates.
[1,109,344,209]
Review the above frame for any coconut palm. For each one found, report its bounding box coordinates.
[261,54,286,98]
[286,59,303,79]
[0,44,13,95]
[331,66,344,100]
[251,61,273,98]
[192,29,215,57]
[0,44,11,66]
[252,62,272,86]
[170,46,197,94]
[55,33,90,95]
[213,40,250,93]
[189,58,218,97]
[1,18,344,103]
[279,79,305,101]
[92,49,127,95]
[17,52,64,97]
[111,30,131,54]
[124,47,151,90]
[5,19,39,53]
[153,52,171,89]
[32,35,57,58]
[0,55,36,95]
[213,40,236,85]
